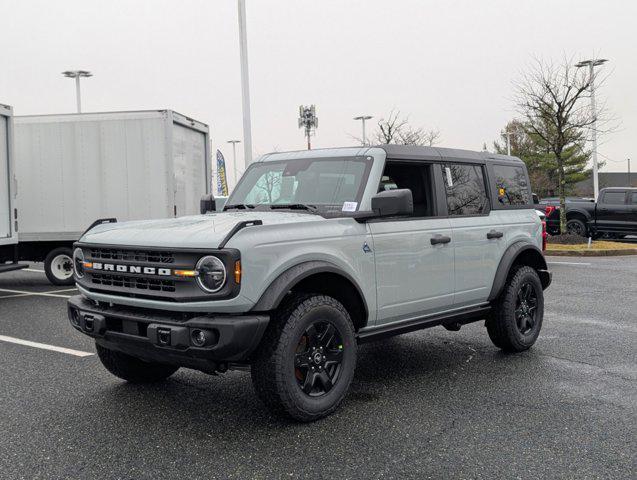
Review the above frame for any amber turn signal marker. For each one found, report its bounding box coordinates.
[234,260,241,284]
[83,262,93,268]
[174,269,198,277]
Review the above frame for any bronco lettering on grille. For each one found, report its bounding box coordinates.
[91,263,171,276]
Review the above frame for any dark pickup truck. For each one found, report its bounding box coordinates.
[545,187,637,238]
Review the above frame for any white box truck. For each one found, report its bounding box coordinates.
[0,103,26,274]
[11,110,211,285]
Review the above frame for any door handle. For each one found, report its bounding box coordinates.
[431,234,451,245]
[486,230,504,239]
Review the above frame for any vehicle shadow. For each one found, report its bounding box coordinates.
[69,328,534,436]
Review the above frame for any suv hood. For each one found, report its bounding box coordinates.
[80,211,324,249]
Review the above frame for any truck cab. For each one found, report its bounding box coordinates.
[592,187,637,238]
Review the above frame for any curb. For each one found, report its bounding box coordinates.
[545,248,637,257]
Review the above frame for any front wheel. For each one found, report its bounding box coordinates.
[96,343,179,383]
[251,294,357,422]
[566,218,587,237]
[487,266,544,352]
[44,247,75,286]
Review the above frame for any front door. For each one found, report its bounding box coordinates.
[369,161,455,324]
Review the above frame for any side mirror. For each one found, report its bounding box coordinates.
[200,194,216,214]
[371,189,413,217]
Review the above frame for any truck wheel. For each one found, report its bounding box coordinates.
[251,294,357,422]
[566,218,587,237]
[44,247,75,286]
[486,266,544,353]
[96,343,179,383]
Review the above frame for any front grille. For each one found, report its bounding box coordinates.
[91,273,176,292]
[89,248,174,264]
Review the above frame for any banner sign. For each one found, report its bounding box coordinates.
[216,149,229,196]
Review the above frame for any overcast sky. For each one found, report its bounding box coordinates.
[1,0,635,184]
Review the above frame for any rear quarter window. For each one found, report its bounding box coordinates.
[492,164,531,206]
[601,191,626,205]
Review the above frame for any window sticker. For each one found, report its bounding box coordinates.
[445,167,453,187]
[342,201,358,212]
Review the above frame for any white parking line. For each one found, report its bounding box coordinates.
[0,334,93,357]
[24,268,45,273]
[0,287,75,299]
[547,261,591,266]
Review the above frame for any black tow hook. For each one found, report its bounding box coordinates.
[157,328,172,346]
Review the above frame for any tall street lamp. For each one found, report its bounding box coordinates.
[62,70,92,113]
[353,115,373,146]
[237,0,253,169]
[227,139,242,188]
[575,58,608,201]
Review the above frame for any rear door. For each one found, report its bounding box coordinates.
[172,123,208,217]
[0,113,11,241]
[596,190,628,234]
[441,162,504,307]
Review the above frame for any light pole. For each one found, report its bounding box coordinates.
[628,158,632,187]
[62,70,92,113]
[227,140,242,188]
[353,115,373,146]
[298,105,318,150]
[237,0,253,169]
[575,58,608,201]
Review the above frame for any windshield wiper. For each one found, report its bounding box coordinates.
[269,203,320,213]
[223,204,256,211]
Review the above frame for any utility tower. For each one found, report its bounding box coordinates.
[298,105,318,150]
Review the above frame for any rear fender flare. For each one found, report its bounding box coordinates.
[488,242,549,301]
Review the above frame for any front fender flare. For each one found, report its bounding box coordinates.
[251,260,369,318]
[488,242,550,301]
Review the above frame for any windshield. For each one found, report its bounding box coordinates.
[226,156,372,214]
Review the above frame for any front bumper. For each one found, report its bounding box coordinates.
[67,295,269,370]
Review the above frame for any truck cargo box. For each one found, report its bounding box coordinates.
[1,104,17,247]
[14,110,211,241]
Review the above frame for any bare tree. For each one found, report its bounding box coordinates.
[514,56,612,233]
[356,109,441,146]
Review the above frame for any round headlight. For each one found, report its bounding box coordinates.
[195,256,227,293]
[73,248,85,279]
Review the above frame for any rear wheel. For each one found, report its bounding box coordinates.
[251,294,357,422]
[487,266,544,352]
[96,343,179,383]
[44,247,75,286]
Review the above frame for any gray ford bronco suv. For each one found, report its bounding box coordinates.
[68,145,551,421]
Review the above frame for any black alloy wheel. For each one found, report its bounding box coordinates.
[486,265,544,352]
[566,219,586,237]
[294,321,344,396]
[251,294,357,422]
[515,282,538,335]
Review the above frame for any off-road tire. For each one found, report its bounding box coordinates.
[44,247,75,286]
[96,343,179,383]
[487,266,544,353]
[251,294,357,422]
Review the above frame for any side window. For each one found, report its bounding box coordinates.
[492,164,531,205]
[380,162,434,217]
[441,164,489,216]
[602,191,626,205]
[631,192,637,205]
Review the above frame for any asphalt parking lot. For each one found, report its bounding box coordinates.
[1,258,635,480]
